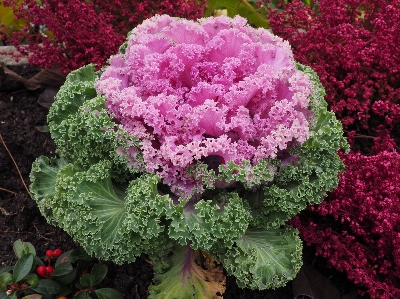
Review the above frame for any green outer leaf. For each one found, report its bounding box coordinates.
[204,0,270,28]
[12,254,34,283]
[46,64,142,176]
[91,264,108,285]
[95,288,123,299]
[80,273,95,288]
[13,240,36,259]
[0,292,6,299]
[31,279,61,294]
[0,273,12,291]
[167,192,251,251]
[29,156,69,225]
[217,227,303,290]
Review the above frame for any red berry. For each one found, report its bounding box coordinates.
[45,266,54,274]
[36,266,46,277]
[45,250,53,257]
[52,248,63,258]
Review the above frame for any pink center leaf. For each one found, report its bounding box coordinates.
[95,15,313,198]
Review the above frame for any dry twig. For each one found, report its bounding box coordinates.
[0,134,31,196]
[0,187,17,195]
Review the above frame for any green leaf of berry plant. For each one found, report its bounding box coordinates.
[12,254,34,283]
[95,288,124,299]
[13,240,36,259]
[52,262,74,277]
[21,294,43,299]
[80,273,95,288]
[74,291,93,299]
[31,279,62,294]
[0,267,13,275]
[0,272,12,291]
[91,264,108,285]
[5,292,17,299]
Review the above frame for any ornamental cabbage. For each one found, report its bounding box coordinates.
[30,15,348,298]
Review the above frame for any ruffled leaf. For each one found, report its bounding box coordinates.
[217,227,303,290]
[30,157,172,264]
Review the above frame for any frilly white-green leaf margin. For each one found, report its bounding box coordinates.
[214,227,302,290]
[29,63,348,294]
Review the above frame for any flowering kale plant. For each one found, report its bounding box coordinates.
[30,15,348,298]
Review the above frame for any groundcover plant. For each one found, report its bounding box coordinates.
[29,15,348,298]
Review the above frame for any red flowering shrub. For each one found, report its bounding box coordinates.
[266,0,400,150]
[3,0,205,74]
[290,150,400,298]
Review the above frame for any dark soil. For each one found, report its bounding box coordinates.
[0,65,360,299]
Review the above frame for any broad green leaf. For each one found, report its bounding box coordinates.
[21,294,42,299]
[31,279,61,294]
[69,248,92,262]
[219,227,303,290]
[52,263,74,277]
[24,273,39,287]
[95,288,123,299]
[91,264,108,285]
[6,292,17,299]
[55,249,74,267]
[58,285,73,296]
[54,269,77,286]
[0,267,13,275]
[204,0,270,28]
[13,240,36,259]
[74,291,93,299]
[80,273,95,287]
[12,254,34,283]
[149,245,225,299]
[55,248,92,267]
[0,273,12,291]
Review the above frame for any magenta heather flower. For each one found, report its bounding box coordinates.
[2,0,205,74]
[291,150,400,298]
[266,0,400,150]
[95,15,313,197]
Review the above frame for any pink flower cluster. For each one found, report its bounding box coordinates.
[291,151,400,298]
[267,0,400,148]
[95,15,313,197]
[3,0,205,74]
